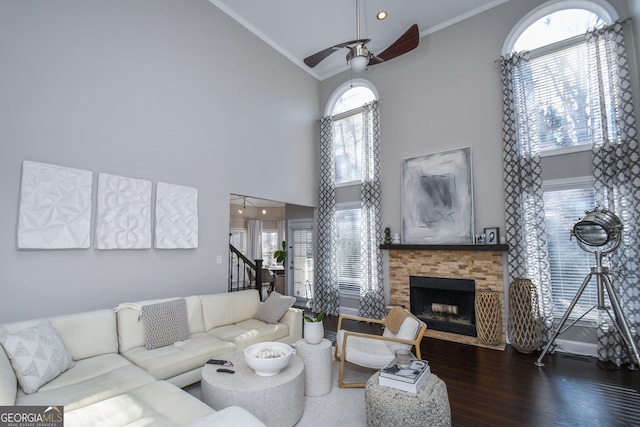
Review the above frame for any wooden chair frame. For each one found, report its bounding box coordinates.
[334,313,427,388]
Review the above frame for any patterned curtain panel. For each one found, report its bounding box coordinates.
[315,116,340,316]
[358,101,385,319]
[586,22,640,365]
[500,53,554,343]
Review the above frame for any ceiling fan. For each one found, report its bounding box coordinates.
[303,0,419,73]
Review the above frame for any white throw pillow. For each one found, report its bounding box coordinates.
[0,320,74,394]
[141,298,191,350]
[253,292,296,324]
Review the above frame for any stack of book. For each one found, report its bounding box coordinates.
[379,357,430,393]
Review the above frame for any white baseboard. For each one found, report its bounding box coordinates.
[553,339,597,357]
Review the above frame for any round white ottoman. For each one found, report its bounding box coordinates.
[295,338,333,396]
[201,349,304,427]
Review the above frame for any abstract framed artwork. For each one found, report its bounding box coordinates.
[154,182,199,249]
[95,173,152,249]
[17,160,93,249]
[401,147,474,244]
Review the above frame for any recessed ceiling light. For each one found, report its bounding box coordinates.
[376,11,387,20]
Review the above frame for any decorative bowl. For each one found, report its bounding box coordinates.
[244,342,293,376]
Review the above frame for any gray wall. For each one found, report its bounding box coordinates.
[320,0,636,235]
[0,0,319,322]
[319,0,638,345]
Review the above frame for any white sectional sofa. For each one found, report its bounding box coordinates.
[0,290,302,426]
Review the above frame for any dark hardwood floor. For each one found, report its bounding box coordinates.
[325,315,640,427]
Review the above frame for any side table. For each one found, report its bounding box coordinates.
[365,371,451,427]
[201,350,304,427]
[295,338,332,396]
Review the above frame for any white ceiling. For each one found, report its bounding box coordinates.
[210,0,510,80]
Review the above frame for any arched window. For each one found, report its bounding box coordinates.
[321,79,380,297]
[502,1,623,324]
[326,80,378,185]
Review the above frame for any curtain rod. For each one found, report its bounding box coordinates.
[494,17,633,64]
[318,99,382,122]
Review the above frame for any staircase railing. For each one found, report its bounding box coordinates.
[228,244,263,298]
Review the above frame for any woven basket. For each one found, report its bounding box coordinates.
[507,278,543,353]
[475,289,502,345]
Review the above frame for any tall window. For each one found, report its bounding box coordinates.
[506,2,616,322]
[329,83,375,295]
[336,205,361,294]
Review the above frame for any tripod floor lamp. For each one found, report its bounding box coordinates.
[536,207,640,368]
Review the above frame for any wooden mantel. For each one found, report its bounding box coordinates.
[380,244,509,252]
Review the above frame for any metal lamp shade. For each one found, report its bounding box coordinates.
[572,208,622,247]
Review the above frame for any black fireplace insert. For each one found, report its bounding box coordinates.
[410,276,477,337]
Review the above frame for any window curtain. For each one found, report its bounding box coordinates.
[315,116,340,316]
[500,52,554,344]
[586,21,640,365]
[246,220,263,262]
[358,100,385,319]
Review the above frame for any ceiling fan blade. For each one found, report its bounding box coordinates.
[304,38,370,68]
[369,24,419,65]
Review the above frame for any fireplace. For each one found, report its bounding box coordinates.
[410,276,477,337]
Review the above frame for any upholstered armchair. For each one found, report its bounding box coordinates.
[334,307,427,388]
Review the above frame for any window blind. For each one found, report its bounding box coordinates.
[336,208,361,294]
[543,187,597,321]
[333,112,364,184]
[526,41,604,151]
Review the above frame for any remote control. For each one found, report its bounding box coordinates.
[216,368,235,374]
[206,359,226,365]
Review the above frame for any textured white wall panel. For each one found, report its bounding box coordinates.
[17,161,93,249]
[96,173,152,249]
[155,182,198,249]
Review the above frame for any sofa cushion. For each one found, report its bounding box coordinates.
[252,292,295,324]
[189,406,267,427]
[142,298,191,350]
[200,290,261,331]
[115,295,204,354]
[0,320,74,394]
[65,380,215,427]
[121,332,236,381]
[0,309,118,363]
[15,353,156,411]
[208,319,290,350]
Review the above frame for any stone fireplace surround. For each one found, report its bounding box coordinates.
[382,244,508,349]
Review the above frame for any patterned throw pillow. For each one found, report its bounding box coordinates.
[253,291,296,324]
[0,320,74,394]
[141,298,191,350]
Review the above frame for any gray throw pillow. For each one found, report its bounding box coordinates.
[253,291,296,324]
[0,320,74,394]
[142,298,191,350]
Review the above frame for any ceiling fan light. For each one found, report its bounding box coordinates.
[346,44,370,73]
[350,55,368,72]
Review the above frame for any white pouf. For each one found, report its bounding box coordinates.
[295,338,332,396]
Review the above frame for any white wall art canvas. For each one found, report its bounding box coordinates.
[17,160,93,249]
[154,182,199,249]
[96,173,152,249]
[401,147,474,244]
